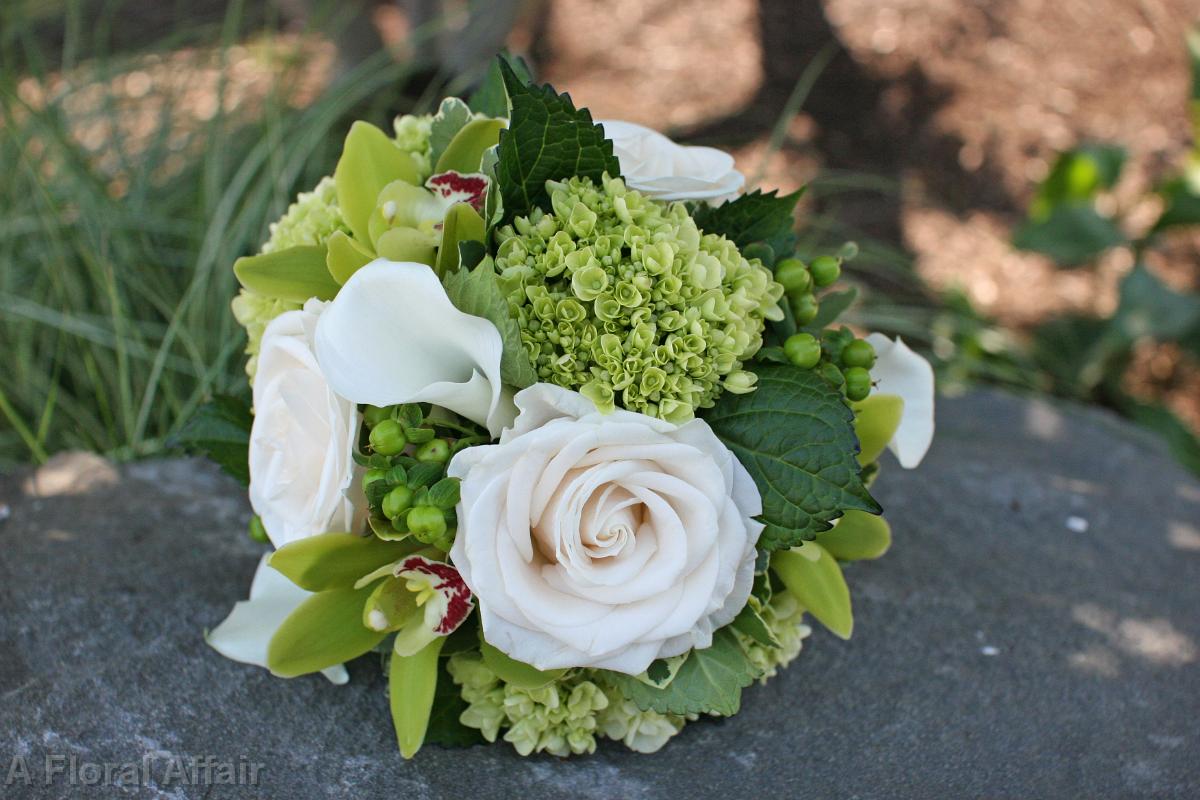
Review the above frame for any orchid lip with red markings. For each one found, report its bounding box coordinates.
[395,555,474,635]
[426,171,488,214]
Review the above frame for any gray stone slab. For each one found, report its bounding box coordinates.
[1,389,1198,799]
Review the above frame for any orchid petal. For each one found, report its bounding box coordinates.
[866,334,935,468]
[314,259,515,436]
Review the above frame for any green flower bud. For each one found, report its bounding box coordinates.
[382,485,414,520]
[810,256,841,287]
[723,370,757,394]
[840,338,876,369]
[415,438,450,464]
[791,293,819,325]
[369,419,407,455]
[844,366,872,402]
[774,258,811,294]
[784,333,822,369]
[407,505,448,540]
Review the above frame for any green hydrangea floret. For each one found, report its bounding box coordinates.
[393,113,435,178]
[493,175,784,422]
[737,588,812,683]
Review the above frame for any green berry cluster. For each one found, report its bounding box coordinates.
[358,403,486,552]
[774,254,842,326]
[493,175,784,423]
[783,327,876,401]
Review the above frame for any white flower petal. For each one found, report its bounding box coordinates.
[207,554,348,685]
[866,333,936,468]
[599,119,744,204]
[314,259,515,436]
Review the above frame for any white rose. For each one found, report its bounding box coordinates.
[314,259,516,437]
[866,334,936,468]
[600,119,744,203]
[448,383,762,675]
[248,299,363,548]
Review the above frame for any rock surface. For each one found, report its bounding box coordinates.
[1,390,1198,799]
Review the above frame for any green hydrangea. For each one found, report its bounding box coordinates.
[260,176,348,254]
[447,654,609,757]
[230,291,301,380]
[393,113,435,178]
[596,686,689,753]
[493,175,784,422]
[739,588,812,682]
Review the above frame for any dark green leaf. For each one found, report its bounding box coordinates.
[804,287,858,332]
[1152,178,1200,233]
[1113,263,1200,342]
[705,363,881,550]
[174,396,252,485]
[442,258,538,388]
[604,628,759,716]
[424,655,484,747]
[731,603,779,648]
[1012,204,1125,266]
[691,189,803,253]
[468,55,534,119]
[495,59,620,224]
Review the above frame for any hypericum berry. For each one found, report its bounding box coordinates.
[818,361,845,388]
[415,438,450,464]
[363,405,391,428]
[840,338,876,369]
[844,366,872,401]
[382,485,414,520]
[369,419,407,455]
[362,468,387,493]
[407,505,448,540]
[783,333,822,369]
[774,258,812,294]
[810,256,841,287]
[791,293,819,325]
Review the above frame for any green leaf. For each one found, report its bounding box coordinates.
[816,509,892,561]
[442,258,538,388]
[424,655,485,747]
[1152,177,1200,233]
[233,246,340,302]
[269,532,406,592]
[1012,203,1125,266]
[495,59,621,224]
[691,189,803,252]
[772,542,853,639]
[326,230,375,285]
[853,393,904,465]
[1113,263,1200,342]
[469,55,533,118]
[706,363,881,551]
[428,97,474,172]
[731,603,780,648]
[389,637,445,758]
[605,628,759,716]
[427,477,461,510]
[1031,145,1126,218]
[334,121,421,244]
[173,395,251,485]
[637,654,688,688]
[435,203,486,277]
[479,639,566,689]
[804,287,858,332]
[267,583,386,677]
[436,118,505,174]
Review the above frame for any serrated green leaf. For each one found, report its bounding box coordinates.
[816,509,892,561]
[326,230,375,285]
[638,654,688,688]
[389,636,444,758]
[428,97,474,171]
[436,118,505,174]
[605,628,759,716]
[479,639,566,689]
[468,55,533,118]
[334,121,421,244]
[442,258,538,388]
[731,603,780,648]
[173,395,252,485]
[233,245,340,303]
[436,203,486,277]
[269,532,407,592]
[1012,203,1125,266]
[853,393,904,466]
[267,583,385,677]
[706,363,881,550]
[691,189,802,253]
[495,59,620,224]
[772,542,853,639]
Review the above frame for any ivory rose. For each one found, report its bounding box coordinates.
[448,383,762,675]
[599,119,744,203]
[248,299,362,548]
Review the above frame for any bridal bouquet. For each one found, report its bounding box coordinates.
[195,57,934,758]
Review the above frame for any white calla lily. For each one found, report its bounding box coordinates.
[314,259,516,437]
[866,334,935,468]
[207,554,348,685]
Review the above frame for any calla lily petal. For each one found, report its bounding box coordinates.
[866,334,935,468]
[207,554,349,684]
[314,259,516,436]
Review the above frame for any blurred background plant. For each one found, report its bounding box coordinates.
[1,0,1198,473]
